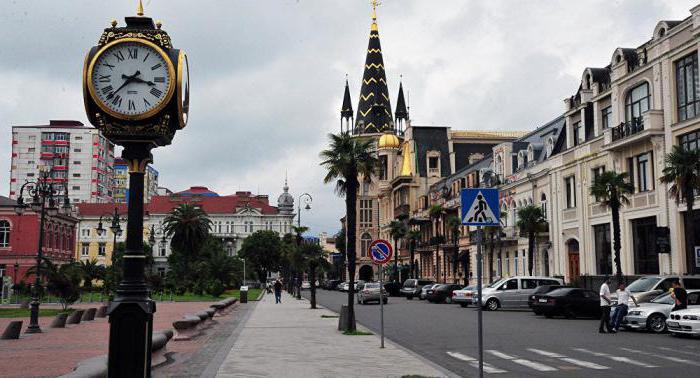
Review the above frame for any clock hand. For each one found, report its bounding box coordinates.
[107,71,141,99]
[131,77,155,86]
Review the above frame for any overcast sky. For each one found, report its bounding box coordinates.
[1,0,697,235]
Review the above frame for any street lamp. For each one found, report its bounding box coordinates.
[297,193,312,228]
[96,207,125,294]
[14,169,71,333]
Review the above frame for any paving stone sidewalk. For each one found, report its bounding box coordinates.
[215,292,448,378]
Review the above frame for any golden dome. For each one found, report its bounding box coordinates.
[378,133,400,149]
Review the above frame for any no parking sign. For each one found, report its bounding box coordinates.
[369,239,393,265]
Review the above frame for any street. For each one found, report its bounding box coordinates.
[307,290,700,377]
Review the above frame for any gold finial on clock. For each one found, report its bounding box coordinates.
[110,19,118,28]
[155,20,162,29]
[137,0,144,16]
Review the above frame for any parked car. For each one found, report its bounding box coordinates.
[357,282,388,304]
[301,281,311,290]
[354,280,365,291]
[420,283,439,300]
[338,281,349,291]
[530,288,601,318]
[452,285,477,307]
[473,276,564,310]
[325,279,342,290]
[400,279,435,300]
[427,284,464,304]
[528,285,566,314]
[383,281,402,297]
[667,308,700,336]
[619,275,700,304]
[623,289,700,333]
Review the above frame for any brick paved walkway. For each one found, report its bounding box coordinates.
[0,301,220,378]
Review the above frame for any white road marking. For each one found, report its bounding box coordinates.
[528,348,609,370]
[573,348,658,368]
[657,346,700,357]
[446,351,508,374]
[621,347,700,366]
[487,350,558,372]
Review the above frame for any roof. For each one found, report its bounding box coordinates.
[395,81,408,120]
[341,79,353,118]
[176,186,219,197]
[0,195,17,207]
[451,130,528,139]
[12,120,89,129]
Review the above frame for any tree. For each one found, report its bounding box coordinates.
[320,132,377,331]
[238,230,282,283]
[660,146,700,274]
[300,242,328,309]
[446,215,461,283]
[291,226,309,299]
[163,203,212,263]
[78,259,106,290]
[25,259,82,310]
[429,205,445,282]
[388,219,407,282]
[406,229,421,279]
[590,171,634,283]
[516,205,547,276]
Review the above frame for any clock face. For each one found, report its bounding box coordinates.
[89,40,174,119]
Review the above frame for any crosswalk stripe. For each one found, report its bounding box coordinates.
[573,348,658,368]
[657,346,700,357]
[446,352,508,374]
[528,349,609,370]
[621,347,700,367]
[487,350,558,372]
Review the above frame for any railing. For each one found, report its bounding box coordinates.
[611,117,643,142]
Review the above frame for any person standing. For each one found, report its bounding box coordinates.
[273,279,283,304]
[671,280,688,311]
[611,282,638,333]
[599,276,613,333]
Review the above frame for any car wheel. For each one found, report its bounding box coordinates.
[460,303,468,308]
[564,307,576,319]
[406,296,413,300]
[544,312,554,318]
[647,314,667,333]
[485,298,499,311]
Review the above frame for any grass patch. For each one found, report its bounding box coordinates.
[0,308,73,318]
[224,288,263,301]
[321,314,339,318]
[343,329,373,336]
[168,288,263,302]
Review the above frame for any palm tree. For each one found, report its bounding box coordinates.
[660,146,700,274]
[78,259,106,290]
[428,205,445,282]
[163,203,212,259]
[320,132,377,331]
[516,205,547,276]
[25,259,82,310]
[291,225,309,299]
[590,171,634,283]
[406,229,421,279]
[388,219,407,282]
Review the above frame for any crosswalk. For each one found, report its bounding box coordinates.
[445,345,699,375]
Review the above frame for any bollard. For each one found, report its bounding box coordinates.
[95,305,108,318]
[82,308,97,321]
[66,310,84,325]
[50,313,69,328]
[1,321,23,339]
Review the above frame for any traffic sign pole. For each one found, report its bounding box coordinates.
[379,266,384,348]
[476,226,484,378]
[369,239,392,349]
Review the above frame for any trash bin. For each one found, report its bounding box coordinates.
[240,286,248,303]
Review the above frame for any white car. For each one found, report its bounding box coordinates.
[624,290,700,333]
[667,308,700,336]
[452,285,476,307]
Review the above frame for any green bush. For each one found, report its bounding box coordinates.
[205,280,225,297]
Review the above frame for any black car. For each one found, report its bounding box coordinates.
[324,279,342,290]
[528,285,566,314]
[426,284,464,303]
[383,281,402,297]
[531,288,601,319]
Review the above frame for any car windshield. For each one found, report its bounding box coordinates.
[462,285,476,290]
[364,283,380,289]
[627,277,662,292]
[403,280,416,287]
[650,292,675,305]
[546,288,574,296]
[487,278,507,288]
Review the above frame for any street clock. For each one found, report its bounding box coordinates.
[83,8,189,146]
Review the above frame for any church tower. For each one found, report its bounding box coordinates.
[395,80,409,135]
[340,78,354,134]
[354,0,393,135]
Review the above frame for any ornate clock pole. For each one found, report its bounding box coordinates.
[82,1,189,376]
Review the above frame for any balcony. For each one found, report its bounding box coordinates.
[603,110,663,151]
[394,204,410,218]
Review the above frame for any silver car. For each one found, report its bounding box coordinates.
[621,275,700,303]
[473,276,564,310]
[357,282,387,304]
[420,284,439,300]
[623,289,700,333]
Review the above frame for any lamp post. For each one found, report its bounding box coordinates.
[14,169,71,333]
[96,207,125,295]
[296,193,312,299]
[147,224,168,275]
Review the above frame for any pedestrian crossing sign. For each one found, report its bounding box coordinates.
[461,188,500,226]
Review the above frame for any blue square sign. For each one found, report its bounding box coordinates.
[461,188,500,226]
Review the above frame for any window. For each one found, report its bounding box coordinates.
[0,220,10,247]
[159,246,166,257]
[27,173,35,177]
[522,279,538,289]
[540,193,547,221]
[497,255,502,277]
[28,147,35,152]
[601,106,612,129]
[359,199,373,228]
[676,53,700,121]
[73,173,81,178]
[81,229,90,237]
[74,148,82,152]
[514,252,519,275]
[505,253,510,275]
[98,243,106,256]
[428,156,440,176]
[73,161,81,165]
[565,176,576,208]
[360,232,372,258]
[379,155,388,181]
[75,136,83,140]
[637,153,651,192]
[625,82,650,121]
[573,121,581,146]
[72,186,80,190]
[499,279,517,290]
[679,130,700,151]
[594,223,612,275]
[592,166,606,183]
[81,243,89,257]
[157,267,166,278]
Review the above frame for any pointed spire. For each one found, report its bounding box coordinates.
[355,0,393,135]
[395,79,408,121]
[137,0,144,16]
[341,77,353,119]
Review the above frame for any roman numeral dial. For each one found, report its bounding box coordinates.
[89,39,174,119]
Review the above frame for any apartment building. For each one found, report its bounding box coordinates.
[112,158,159,203]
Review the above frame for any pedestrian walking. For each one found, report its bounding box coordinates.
[671,280,688,311]
[599,276,613,333]
[610,282,638,333]
[273,279,283,304]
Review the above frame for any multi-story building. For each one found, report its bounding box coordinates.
[75,183,296,276]
[10,120,114,204]
[112,158,159,203]
[0,196,78,284]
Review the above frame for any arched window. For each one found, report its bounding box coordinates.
[360,233,372,258]
[625,82,650,121]
[0,220,10,248]
[540,193,547,220]
[501,203,509,227]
